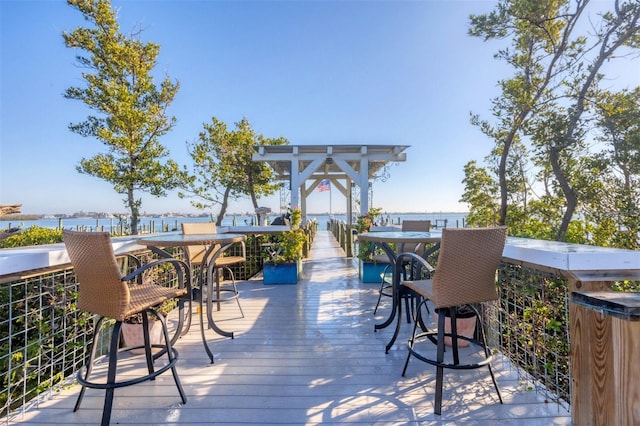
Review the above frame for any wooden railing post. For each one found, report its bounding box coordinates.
[570,287,640,426]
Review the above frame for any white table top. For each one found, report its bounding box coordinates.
[136,233,246,247]
[356,231,441,244]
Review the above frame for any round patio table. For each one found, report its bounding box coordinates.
[137,232,246,363]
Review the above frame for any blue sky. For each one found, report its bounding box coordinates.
[1,1,637,216]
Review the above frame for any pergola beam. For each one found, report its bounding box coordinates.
[253,144,409,225]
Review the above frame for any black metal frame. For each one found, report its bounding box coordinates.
[204,261,244,318]
[74,308,187,426]
[375,243,440,353]
[402,301,502,415]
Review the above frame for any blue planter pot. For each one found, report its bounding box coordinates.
[359,260,389,283]
[263,261,300,285]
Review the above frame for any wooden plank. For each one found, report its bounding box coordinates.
[571,300,640,425]
[612,316,640,423]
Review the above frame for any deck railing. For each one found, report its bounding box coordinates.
[490,262,571,405]
[1,266,88,417]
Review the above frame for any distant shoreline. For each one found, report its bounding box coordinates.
[0,214,41,221]
[0,211,469,221]
[1,212,469,231]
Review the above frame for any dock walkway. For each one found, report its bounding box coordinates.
[7,230,571,425]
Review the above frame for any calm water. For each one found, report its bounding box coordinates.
[1,212,467,233]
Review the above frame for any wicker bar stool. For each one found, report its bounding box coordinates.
[181,222,245,317]
[62,230,189,426]
[399,227,507,415]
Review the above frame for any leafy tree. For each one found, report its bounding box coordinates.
[180,117,287,225]
[468,0,578,228]
[591,88,640,248]
[469,0,640,242]
[63,0,186,234]
[536,1,640,240]
[460,161,500,227]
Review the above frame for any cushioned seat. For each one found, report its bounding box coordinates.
[63,230,189,426]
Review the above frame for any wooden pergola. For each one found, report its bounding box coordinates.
[252,145,409,225]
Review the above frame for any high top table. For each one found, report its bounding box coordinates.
[137,232,246,363]
[357,231,442,353]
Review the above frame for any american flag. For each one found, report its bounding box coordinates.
[317,179,331,192]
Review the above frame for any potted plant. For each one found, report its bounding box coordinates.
[355,208,389,283]
[263,208,307,284]
[437,305,477,348]
[121,298,177,354]
[119,254,178,353]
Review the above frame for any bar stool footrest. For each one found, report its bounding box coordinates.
[210,288,240,303]
[409,330,494,370]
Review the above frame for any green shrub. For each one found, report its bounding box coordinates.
[0,226,63,248]
[612,280,640,292]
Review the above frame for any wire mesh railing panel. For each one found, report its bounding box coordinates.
[485,262,571,407]
[225,235,272,281]
[0,268,94,419]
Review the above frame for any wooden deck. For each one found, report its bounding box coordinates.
[7,231,571,425]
